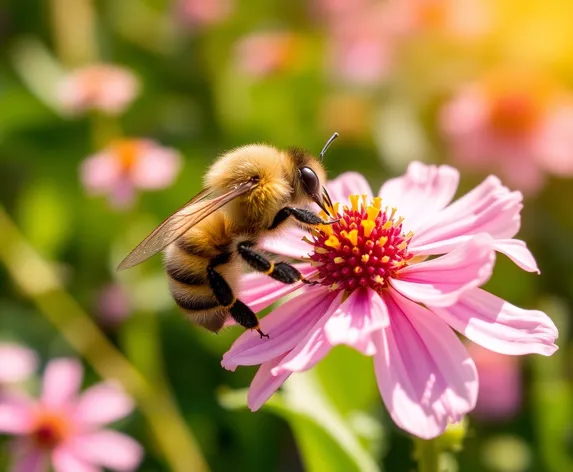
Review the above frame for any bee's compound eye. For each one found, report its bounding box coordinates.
[300,167,320,195]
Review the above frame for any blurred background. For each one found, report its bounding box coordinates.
[1,0,572,471]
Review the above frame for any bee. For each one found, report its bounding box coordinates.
[117,133,339,337]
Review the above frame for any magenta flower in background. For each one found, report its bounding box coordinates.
[57,64,140,116]
[440,69,573,194]
[0,358,142,472]
[96,283,132,328]
[0,343,38,385]
[80,139,182,208]
[467,343,522,422]
[222,163,558,439]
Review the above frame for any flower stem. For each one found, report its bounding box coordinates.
[414,438,441,472]
[0,205,210,472]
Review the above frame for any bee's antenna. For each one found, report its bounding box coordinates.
[319,132,339,161]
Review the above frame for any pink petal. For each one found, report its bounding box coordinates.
[493,239,540,273]
[80,153,122,195]
[239,263,317,313]
[109,180,136,209]
[51,447,98,472]
[247,354,291,412]
[41,359,83,409]
[374,289,478,439]
[326,172,373,203]
[411,176,523,253]
[272,295,344,375]
[390,235,495,307]
[0,395,35,434]
[260,227,312,259]
[75,383,134,427]
[221,288,340,371]
[378,162,460,232]
[0,343,38,384]
[131,143,182,190]
[71,430,143,471]
[429,288,558,356]
[323,287,389,355]
[10,445,47,472]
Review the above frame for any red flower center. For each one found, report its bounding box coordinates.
[309,195,413,293]
[32,411,71,449]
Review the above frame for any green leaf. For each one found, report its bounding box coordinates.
[220,371,381,472]
[17,179,71,257]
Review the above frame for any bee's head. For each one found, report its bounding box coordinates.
[289,133,338,216]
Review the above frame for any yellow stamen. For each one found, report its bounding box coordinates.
[382,220,393,230]
[314,247,329,254]
[397,241,409,251]
[361,194,369,208]
[302,236,314,245]
[354,266,363,274]
[361,254,370,263]
[346,229,358,246]
[329,282,340,291]
[349,195,360,211]
[352,247,360,256]
[332,202,340,216]
[378,236,388,247]
[373,197,382,209]
[366,206,379,221]
[361,219,375,237]
[319,224,333,235]
[333,257,345,264]
[373,275,384,284]
[396,216,405,226]
[389,207,397,220]
[381,256,390,263]
[325,235,341,249]
[339,219,348,228]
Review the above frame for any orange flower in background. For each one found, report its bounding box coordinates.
[234,31,303,78]
[440,69,573,194]
[80,139,182,208]
[58,64,140,116]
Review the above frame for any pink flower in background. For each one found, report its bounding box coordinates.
[388,0,492,39]
[0,343,38,384]
[177,0,233,27]
[80,139,182,208]
[0,358,142,472]
[467,343,522,421]
[223,163,557,439]
[58,64,140,116]
[235,31,302,78]
[440,69,573,194]
[96,284,132,328]
[322,1,396,84]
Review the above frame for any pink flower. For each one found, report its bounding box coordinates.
[0,358,142,472]
[58,64,140,116]
[177,0,233,27]
[0,343,38,385]
[388,0,492,39]
[80,139,182,208]
[467,343,521,421]
[96,284,132,328]
[321,1,396,84]
[440,69,573,194]
[234,31,303,78]
[222,163,557,439]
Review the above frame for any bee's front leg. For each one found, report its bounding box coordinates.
[268,207,337,230]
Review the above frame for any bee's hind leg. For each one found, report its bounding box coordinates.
[206,261,268,338]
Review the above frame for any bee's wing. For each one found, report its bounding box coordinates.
[117,181,256,270]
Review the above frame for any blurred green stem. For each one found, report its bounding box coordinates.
[0,206,210,472]
[50,0,98,66]
[414,438,440,472]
